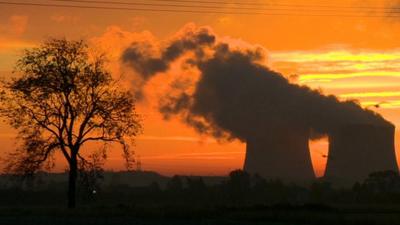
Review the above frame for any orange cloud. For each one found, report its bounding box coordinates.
[9,15,28,36]
[91,26,156,58]
[340,91,400,98]
[50,14,80,24]
[0,15,28,36]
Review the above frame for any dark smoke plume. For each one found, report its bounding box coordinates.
[122,27,391,141]
[122,27,215,99]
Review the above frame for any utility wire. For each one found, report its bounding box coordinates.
[138,0,399,10]
[51,0,400,13]
[0,1,399,18]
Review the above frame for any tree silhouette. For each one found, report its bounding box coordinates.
[227,170,250,204]
[0,38,142,208]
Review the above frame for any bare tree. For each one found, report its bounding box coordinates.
[0,38,142,208]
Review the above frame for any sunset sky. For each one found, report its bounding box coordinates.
[1,0,400,177]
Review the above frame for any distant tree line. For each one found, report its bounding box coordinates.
[1,169,400,208]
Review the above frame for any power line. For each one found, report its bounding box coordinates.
[0,1,399,18]
[51,0,400,13]
[136,0,400,10]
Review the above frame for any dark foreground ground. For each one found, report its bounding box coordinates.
[3,170,400,224]
[2,204,400,225]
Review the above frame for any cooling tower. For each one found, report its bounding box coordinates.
[325,124,399,184]
[243,126,315,182]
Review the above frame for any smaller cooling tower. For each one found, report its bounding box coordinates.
[243,126,315,182]
[325,124,399,184]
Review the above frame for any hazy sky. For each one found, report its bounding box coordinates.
[1,0,400,176]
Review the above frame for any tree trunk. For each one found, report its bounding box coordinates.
[68,154,78,209]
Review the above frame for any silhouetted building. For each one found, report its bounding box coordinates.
[243,126,315,182]
[325,123,399,185]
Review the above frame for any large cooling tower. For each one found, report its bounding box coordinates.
[243,126,315,182]
[325,124,399,184]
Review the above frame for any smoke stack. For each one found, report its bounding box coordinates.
[325,123,399,185]
[244,126,315,182]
